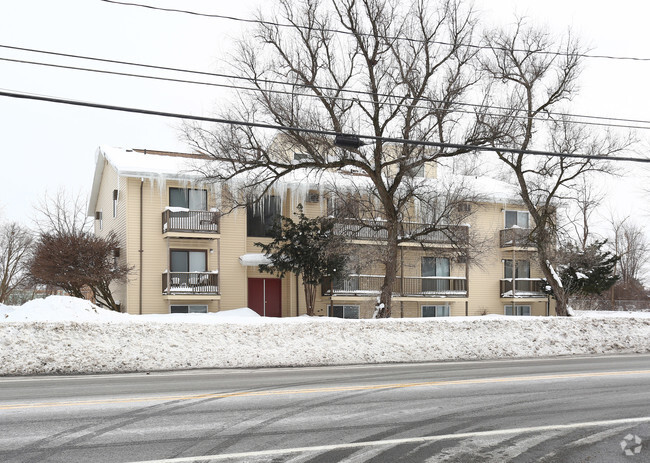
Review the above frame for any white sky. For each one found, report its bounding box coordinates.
[0,0,649,236]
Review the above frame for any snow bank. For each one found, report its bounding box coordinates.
[1,297,649,375]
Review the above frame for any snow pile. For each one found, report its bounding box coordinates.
[0,296,127,322]
[1,297,650,375]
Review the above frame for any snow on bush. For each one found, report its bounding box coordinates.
[1,296,649,375]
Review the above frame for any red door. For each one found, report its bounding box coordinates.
[248,278,281,317]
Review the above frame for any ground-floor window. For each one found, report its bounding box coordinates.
[504,305,531,316]
[170,304,208,314]
[422,305,450,317]
[328,304,360,319]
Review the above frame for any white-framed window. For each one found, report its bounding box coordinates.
[169,187,207,211]
[422,257,450,292]
[504,210,530,229]
[328,304,360,319]
[504,305,531,316]
[170,304,208,314]
[422,305,450,317]
[504,260,530,279]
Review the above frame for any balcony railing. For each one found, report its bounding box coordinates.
[500,278,547,297]
[499,228,534,248]
[162,272,219,295]
[333,219,468,245]
[162,209,220,234]
[322,275,467,297]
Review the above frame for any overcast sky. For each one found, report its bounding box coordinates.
[1,0,649,236]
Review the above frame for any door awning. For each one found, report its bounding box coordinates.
[239,253,272,266]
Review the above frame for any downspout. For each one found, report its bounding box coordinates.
[139,177,144,315]
[296,273,299,317]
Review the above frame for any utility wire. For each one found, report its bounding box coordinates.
[99,0,650,62]
[2,53,650,132]
[3,43,649,127]
[1,88,648,164]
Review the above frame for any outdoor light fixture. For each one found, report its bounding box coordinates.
[334,133,365,150]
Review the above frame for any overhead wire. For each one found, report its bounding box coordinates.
[3,43,650,127]
[1,88,649,164]
[2,51,649,132]
[99,0,650,62]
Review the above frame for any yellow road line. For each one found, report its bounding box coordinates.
[2,369,650,411]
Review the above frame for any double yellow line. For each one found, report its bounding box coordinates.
[2,369,650,411]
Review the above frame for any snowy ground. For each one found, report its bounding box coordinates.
[2,296,650,376]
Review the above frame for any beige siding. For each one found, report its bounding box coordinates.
[92,153,555,318]
[91,162,128,310]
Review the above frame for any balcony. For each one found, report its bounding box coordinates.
[162,209,220,234]
[499,228,534,248]
[322,275,467,297]
[333,219,469,245]
[162,272,219,295]
[500,278,547,298]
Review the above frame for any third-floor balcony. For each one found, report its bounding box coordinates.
[333,219,468,245]
[162,208,220,234]
[499,227,534,248]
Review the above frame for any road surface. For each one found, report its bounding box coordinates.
[1,354,649,462]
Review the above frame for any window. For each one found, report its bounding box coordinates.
[293,152,311,162]
[306,190,320,203]
[327,195,360,218]
[422,305,450,317]
[170,250,207,273]
[504,260,530,279]
[504,305,531,316]
[247,195,281,237]
[505,210,529,229]
[422,257,450,292]
[328,304,360,319]
[169,188,207,211]
[112,248,120,270]
[408,163,425,178]
[170,305,208,314]
[112,190,118,218]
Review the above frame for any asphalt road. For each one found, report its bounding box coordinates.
[1,354,649,463]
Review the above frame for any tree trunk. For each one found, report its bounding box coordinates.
[376,222,400,318]
[304,283,316,317]
[538,248,569,316]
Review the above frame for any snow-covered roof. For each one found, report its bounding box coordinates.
[87,145,523,216]
[87,146,213,215]
[99,146,211,179]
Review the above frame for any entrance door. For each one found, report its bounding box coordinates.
[247,278,281,317]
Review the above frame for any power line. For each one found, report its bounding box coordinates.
[99,0,650,62]
[3,43,649,127]
[2,51,650,132]
[1,88,648,164]
[6,43,645,126]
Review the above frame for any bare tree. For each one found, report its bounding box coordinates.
[0,222,32,304]
[33,188,91,237]
[185,0,498,317]
[609,216,649,286]
[562,175,606,251]
[481,20,633,315]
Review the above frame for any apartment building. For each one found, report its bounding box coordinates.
[87,146,556,317]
